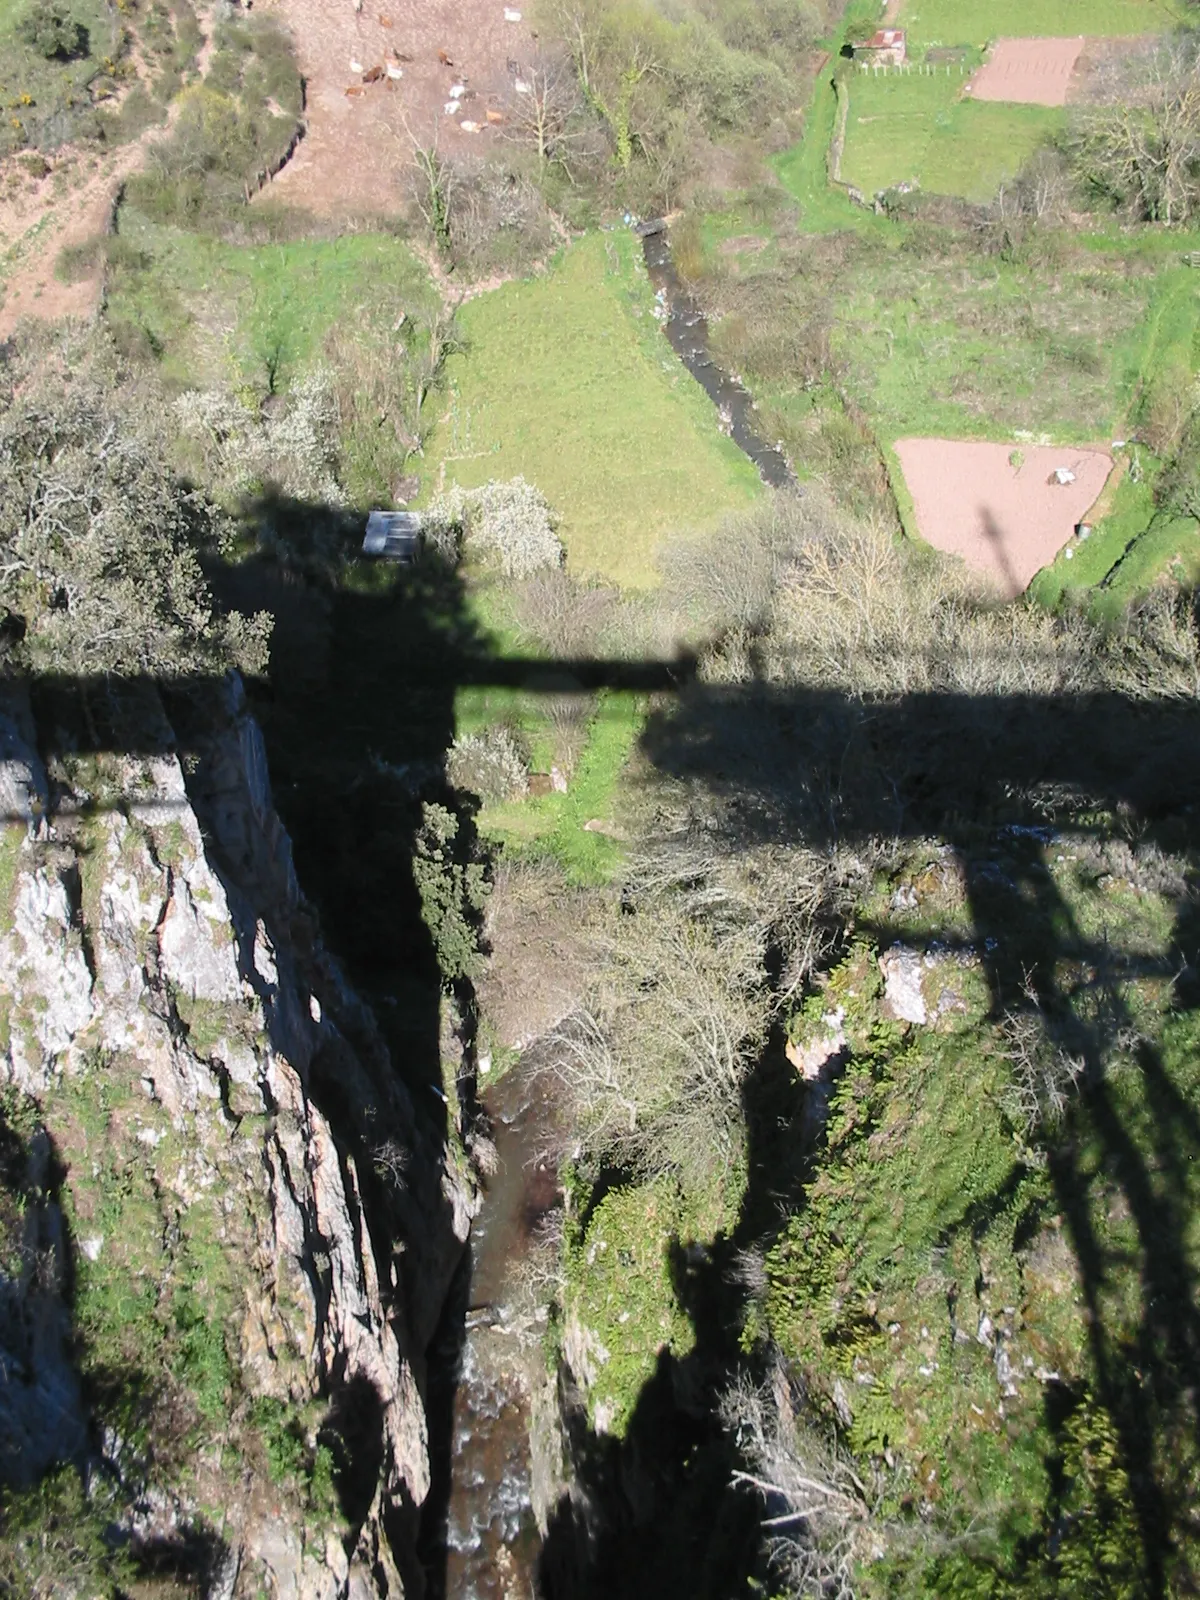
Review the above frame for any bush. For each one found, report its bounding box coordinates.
[53,235,103,284]
[515,568,616,656]
[412,803,490,985]
[124,18,302,231]
[430,477,563,578]
[19,0,88,60]
[173,368,344,509]
[446,726,530,803]
[0,325,270,676]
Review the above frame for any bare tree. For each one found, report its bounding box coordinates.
[547,901,768,1185]
[548,0,659,169]
[505,49,590,175]
[1070,37,1200,224]
[722,1365,878,1600]
[388,108,458,249]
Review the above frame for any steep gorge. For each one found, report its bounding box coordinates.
[0,670,475,1597]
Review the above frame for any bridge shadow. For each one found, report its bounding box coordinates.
[7,500,1200,1595]
[0,500,697,1598]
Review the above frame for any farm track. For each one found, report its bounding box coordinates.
[0,24,217,339]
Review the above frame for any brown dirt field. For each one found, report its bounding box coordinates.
[966,36,1085,106]
[261,0,538,218]
[894,438,1114,597]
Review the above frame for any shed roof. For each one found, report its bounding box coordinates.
[856,28,904,48]
[363,510,423,561]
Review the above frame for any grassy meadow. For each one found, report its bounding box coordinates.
[841,68,1064,201]
[894,0,1184,49]
[104,219,438,388]
[422,230,762,588]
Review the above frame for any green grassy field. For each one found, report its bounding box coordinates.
[774,72,884,231]
[421,230,762,588]
[895,0,1182,50]
[104,219,437,388]
[841,69,1063,201]
[471,691,642,883]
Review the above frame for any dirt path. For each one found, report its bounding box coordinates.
[0,143,145,336]
[0,26,216,339]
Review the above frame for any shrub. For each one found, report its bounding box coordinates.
[515,568,616,656]
[173,367,344,508]
[0,325,270,676]
[19,0,88,60]
[446,726,530,803]
[124,18,302,231]
[430,477,563,578]
[412,803,490,985]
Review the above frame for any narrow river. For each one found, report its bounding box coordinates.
[432,218,790,1599]
[431,1063,561,1599]
[640,222,794,490]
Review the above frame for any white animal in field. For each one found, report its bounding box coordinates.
[460,120,481,132]
[350,57,364,72]
[504,7,522,19]
[386,62,403,78]
[450,83,466,97]
[514,78,530,93]
[444,100,460,114]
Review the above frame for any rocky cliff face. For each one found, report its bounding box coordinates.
[0,674,473,1598]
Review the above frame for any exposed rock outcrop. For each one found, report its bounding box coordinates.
[0,675,474,1597]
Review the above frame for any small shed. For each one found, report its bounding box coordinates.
[853,28,907,66]
[363,510,423,562]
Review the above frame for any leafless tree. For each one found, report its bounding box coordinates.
[722,1364,877,1599]
[1070,37,1200,224]
[388,108,458,248]
[546,901,768,1184]
[505,49,592,175]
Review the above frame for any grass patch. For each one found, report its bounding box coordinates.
[838,240,1153,444]
[476,691,643,884]
[421,230,761,588]
[1100,507,1200,608]
[564,1176,697,1438]
[894,0,1183,51]
[774,70,884,233]
[1030,465,1151,604]
[103,220,436,389]
[841,69,1062,203]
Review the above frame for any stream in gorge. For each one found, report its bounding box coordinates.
[427,1063,562,1599]
[430,219,790,1600]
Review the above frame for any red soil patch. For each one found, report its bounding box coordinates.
[966,36,1085,106]
[264,0,538,218]
[894,438,1114,597]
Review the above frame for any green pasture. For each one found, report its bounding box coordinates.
[773,73,883,232]
[103,218,436,388]
[469,691,642,884]
[422,230,762,588]
[835,242,1151,444]
[895,0,1183,50]
[841,69,1063,202]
